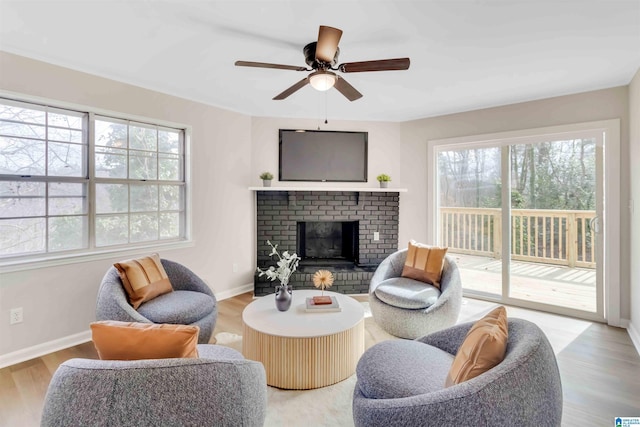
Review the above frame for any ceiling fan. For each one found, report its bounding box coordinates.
[235,25,410,101]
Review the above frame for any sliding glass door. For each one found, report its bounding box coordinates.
[507,138,601,314]
[435,131,604,320]
[438,146,503,297]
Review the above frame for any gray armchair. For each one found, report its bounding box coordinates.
[41,345,267,427]
[96,258,217,343]
[353,318,563,426]
[369,249,462,339]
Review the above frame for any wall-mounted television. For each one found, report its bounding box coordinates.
[279,129,368,182]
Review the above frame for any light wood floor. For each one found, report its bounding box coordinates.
[1,292,639,426]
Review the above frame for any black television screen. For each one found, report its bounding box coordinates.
[279,129,368,182]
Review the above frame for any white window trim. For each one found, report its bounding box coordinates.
[0,90,194,273]
[427,119,621,327]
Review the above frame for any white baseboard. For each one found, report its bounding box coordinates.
[628,321,640,356]
[0,284,254,370]
[215,282,254,301]
[0,330,91,369]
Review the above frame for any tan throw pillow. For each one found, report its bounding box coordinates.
[114,253,173,309]
[445,306,508,387]
[91,321,199,360]
[401,240,448,289]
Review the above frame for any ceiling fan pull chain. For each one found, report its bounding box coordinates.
[325,91,328,124]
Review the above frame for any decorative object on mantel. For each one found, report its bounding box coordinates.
[312,269,335,304]
[259,172,274,187]
[256,240,300,311]
[377,173,391,188]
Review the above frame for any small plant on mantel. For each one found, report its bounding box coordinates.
[376,173,391,188]
[260,172,274,187]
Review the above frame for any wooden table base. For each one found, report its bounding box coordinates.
[243,319,365,390]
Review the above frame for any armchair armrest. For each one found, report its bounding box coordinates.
[415,321,474,355]
[161,259,214,298]
[95,268,151,323]
[369,249,408,293]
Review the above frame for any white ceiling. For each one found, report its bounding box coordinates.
[1,0,639,122]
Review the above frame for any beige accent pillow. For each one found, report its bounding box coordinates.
[401,240,448,289]
[445,306,508,387]
[91,321,199,360]
[114,253,173,309]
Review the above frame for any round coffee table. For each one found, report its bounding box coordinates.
[242,289,365,390]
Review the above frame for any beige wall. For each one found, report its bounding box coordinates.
[400,86,631,320]
[629,68,640,346]
[0,52,255,356]
[0,53,405,359]
[0,50,635,360]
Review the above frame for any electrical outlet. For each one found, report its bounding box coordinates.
[10,307,23,325]
[373,232,380,241]
[232,263,238,273]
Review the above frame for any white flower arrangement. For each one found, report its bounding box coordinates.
[256,240,301,287]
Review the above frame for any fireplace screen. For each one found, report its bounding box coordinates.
[297,221,358,263]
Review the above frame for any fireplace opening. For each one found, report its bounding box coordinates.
[297,221,358,266]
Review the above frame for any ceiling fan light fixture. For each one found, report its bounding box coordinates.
[309,70,337,91]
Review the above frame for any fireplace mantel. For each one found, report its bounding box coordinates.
[249,186,407,192]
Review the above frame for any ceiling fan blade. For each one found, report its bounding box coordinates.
[315,25,343,63]
[235,61,308,71]
[339,58,410,73]
[273,77,310,100]
[334,76,363,101]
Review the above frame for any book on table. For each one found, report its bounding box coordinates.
[312,295,333,304]
[305,296,341,312]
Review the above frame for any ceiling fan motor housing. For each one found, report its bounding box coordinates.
[304,42,339,69]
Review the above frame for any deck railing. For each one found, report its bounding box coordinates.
[440,207,596,268]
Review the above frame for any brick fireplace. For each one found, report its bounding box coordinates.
[255,190,400,296]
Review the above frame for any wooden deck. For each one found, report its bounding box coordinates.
[452,253,597,313]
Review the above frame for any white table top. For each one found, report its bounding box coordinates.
[242,290,365,338]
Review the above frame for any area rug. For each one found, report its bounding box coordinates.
[213,299,495,427]
[214,331,357,426]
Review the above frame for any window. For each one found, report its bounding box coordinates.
[0,97,187,263]
[93,117,185,247]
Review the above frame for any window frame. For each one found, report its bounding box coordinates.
[0,92,193,273]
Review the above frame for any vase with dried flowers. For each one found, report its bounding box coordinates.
[312,269,335,304]
[256,240,300,311]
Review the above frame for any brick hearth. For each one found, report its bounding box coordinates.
[255,190,400,296]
